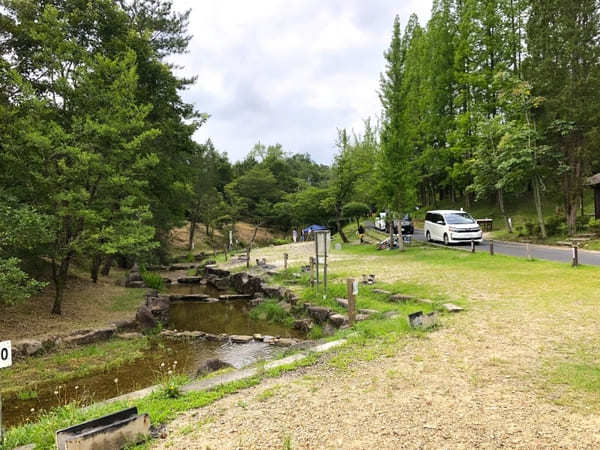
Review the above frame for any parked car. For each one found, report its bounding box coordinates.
[374,212,414,235]
[424,210,482,245]
[400,214,414,235]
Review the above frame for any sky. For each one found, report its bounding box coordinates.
[170,0,433,164]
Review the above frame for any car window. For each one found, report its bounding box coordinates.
[445,213,475,224]
[435,214,445,224]
[425,213,433,222]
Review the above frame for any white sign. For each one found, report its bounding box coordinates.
[317,256,325,264]
[0,340,12,369]
[352,280,359,295]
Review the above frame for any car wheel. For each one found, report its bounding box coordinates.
[426,230,431,242]
[443,233,449,245]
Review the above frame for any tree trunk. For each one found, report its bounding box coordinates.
[188,220,197,251]
[497,188,512,233]
[464,191,472,210]
[90,254,102,283]
[337,216,348,243]
[52,254,72,315]
[533,175,547,238]
[100,254,114,276]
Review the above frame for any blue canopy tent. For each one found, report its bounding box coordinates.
[301,224,328,241]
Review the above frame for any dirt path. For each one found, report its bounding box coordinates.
[153,243,600,449]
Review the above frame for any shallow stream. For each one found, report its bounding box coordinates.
[4,282,301,428]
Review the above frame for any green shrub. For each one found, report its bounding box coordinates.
[272,238,291,246]
[545,214,566,236]
[308,324,324,340]
[589,218,600,235]
[524,221,540,236]
[141,271,165,291]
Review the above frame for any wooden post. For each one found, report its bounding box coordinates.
[526,243,532,261]
[346,278,356,325]
[0,393,3,444]
[572,245,579,267]
[246,248,250,268]
[489,240,494,256]
[309,257,315,287]
[471,240,475,253]
[284,253,288,271]
[224,245,228,262]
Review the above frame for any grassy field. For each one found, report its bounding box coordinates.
[5,234,600,448]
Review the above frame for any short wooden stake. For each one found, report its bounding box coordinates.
[284,253,288,270]
[489,240,494,256]
[224,245,228,262]
[309,257,315,287]
[346,278,356,325]
[471,240,475,253]
[572,245,579,267]
[526,243,532,261]
[246,249,250,268]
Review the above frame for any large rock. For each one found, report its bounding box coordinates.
[207,277,230,290]
[145,293,170,325]
[307,306,331,324]
[14,339,43,357]
[177,276,202,284]
[113,319,138,331]
[204,265,230,278]
[389,293,416,303]
[272,338,298,347]
[372,288,392,295]
[358,308,378,316]
[196,358,233,377]
[61,327,116,346]
[335,298,349,309]
[125,264,145,288]
[229,272,264,295]
[219,294,252,300]
[261,284,287,300]
[442,303,464,313]
[230,335,254,343]
[169,294,209,302]
[329,313,349,328]
[136,305,158,331]
[408,311,438,329]
[294,319,313,332]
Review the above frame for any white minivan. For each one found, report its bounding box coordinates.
[424,210,483,245]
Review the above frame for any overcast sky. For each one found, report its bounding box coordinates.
[170,0,432,164]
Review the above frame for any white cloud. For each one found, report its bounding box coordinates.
[169,0,433,163]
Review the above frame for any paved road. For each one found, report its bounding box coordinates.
[410,229,600,267]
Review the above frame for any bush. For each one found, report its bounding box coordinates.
[272,238,291,246]
[589,218,600,235]
[141,271,165,291]
[524,221,540,236]
[545,214,566,236]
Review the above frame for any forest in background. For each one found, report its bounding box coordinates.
[2,0,600,313]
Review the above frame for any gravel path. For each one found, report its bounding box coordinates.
[153,243,600,449]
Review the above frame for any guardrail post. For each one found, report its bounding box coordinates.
[471,240,475,253]
[572,245,579,267]
[489,240,494,256]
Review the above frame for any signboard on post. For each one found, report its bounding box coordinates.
[0,340,11,442]
[0,341,11,369]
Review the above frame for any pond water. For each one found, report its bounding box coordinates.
[4,282,302,428]
[169,300,303,338]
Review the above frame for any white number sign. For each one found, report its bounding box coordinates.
[0,341,12,369]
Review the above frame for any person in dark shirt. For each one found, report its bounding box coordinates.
[358,224,365,243]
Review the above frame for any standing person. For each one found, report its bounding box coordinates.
[292,229,297,243]
[358,224,365,244]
